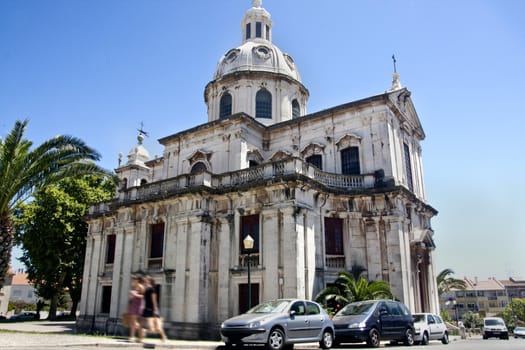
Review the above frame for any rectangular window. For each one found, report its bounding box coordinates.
[246,23,251,40]
[265,24,270,40]
[106,234,116,264]
[341,147,360,175]
[256,22,262,38]
[150,223,164,258]
[240,214,259,254]
[101,286,112,313]
[403,143,414,191]
[149,223,164,269]
[306,154,323,170]
[324,217,344,255]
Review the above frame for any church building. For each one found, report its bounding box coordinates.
[77,0,439,339]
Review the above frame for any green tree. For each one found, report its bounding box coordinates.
[461,311,482,328]
[436,268,466,296]
[315,271,394,314]
[14,175,114,319]
[0,119,110,289]
[502,298,525,328]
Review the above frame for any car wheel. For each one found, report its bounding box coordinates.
[267,328,285,350]
[483,334,488,340]
[366,328,380,348]
[421,331,429,345]
[441,331,449,344]
[403,328,414,346]
[320,329,334,349]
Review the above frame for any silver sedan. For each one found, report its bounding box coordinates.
[220,299,335,350]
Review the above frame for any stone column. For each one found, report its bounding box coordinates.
[280,206,305,298]
[182,215,211,323]
[262,208,279,301]
[79,228,97,317]
[216,215,233,321]
[302,209,316,300]
[110,228,125,319]
[365,218,382,280]
[173,217,188,322]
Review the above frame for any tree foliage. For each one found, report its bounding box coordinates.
[502,298,525,328]
[436,268,466,296]
[14,175,114,319]
[315,270,394,315]
[0,119,111,288]
[461,311,482,328]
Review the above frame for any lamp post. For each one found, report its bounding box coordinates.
[446,297,459,326]
[453,300,459,327]
[243,234,254,310]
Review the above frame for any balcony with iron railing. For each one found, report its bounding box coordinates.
[89,157,378,215]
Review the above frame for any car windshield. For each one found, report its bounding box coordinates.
[248,300,291,314]
[485,319,504,326]
[338,301,375,316]
[413,314,425,322]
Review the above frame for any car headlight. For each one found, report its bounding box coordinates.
[348,321,366,329]
[248,321,261,328]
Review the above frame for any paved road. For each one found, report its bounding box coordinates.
[6,320,521,350]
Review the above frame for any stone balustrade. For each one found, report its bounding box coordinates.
[90,158,379,214]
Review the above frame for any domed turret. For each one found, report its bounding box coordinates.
[204,0,309,126]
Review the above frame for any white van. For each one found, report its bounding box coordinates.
[483,317,509,340]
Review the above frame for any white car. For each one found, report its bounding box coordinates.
[412,313,449,345]
[483,317,509,340]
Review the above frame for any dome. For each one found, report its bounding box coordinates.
[214,41,301,82]
[204,0,309,124]
[213,1,302,83]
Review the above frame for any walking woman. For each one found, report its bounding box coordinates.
[127,275,145,342]
[142,276,167,342]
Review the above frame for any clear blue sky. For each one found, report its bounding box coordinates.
[2,0,524,280]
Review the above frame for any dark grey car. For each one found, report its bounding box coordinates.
[220,299,334,350]
[332,299,414,347]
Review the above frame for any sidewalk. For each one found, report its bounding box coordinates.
[0,320,223,349]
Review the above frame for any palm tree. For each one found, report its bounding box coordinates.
[436,268,466,296]
[315,271,394,314]
[0,119,112,288]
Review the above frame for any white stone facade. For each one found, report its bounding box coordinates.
[77,1,439,340]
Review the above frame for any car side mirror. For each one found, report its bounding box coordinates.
[290,310,296,317]
[380,309,389,316]
[429,319,435,324]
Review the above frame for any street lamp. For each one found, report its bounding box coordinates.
[446,298,459,326]
[243,234,254,310]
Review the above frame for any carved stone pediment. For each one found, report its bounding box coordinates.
[270,150,292,161]
[188,149,213,165]
[300,142,325,157]
[247,148,264,164]
[335,133,362,150]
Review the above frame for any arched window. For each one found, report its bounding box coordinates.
[140,178,148,186]
[191,162,207,174]
[220,93,232,118]
[256,89,272,119]
[292,99,300,119]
